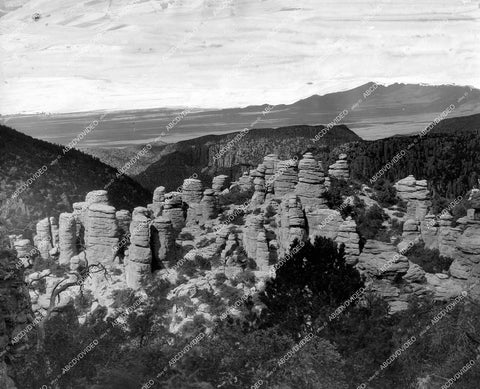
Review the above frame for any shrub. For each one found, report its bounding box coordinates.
[218,186,254,206]
[234,269,256,287]
[355,204,388,248]
[406,243,453,273]
[324,177,355,209]
[372,179,402,207]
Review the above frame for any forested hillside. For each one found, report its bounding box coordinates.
[347,132,480,199]
[0,125,151,236]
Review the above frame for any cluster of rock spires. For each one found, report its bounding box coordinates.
[9,151,480,333]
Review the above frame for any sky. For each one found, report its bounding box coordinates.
[0,0,479,114]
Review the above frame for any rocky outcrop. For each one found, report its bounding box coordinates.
[34,218,52,259]
[278,194,307,256]
[13,239,34,260]
[182,179,203,205]
[328,153,349,180]
[420,214,438,250]
[212,175,230,194]
[358,240,409,280]
[402,219,420,243]
[125,207,152,289]
[306,208,343,240]
[272,158,298,198]
[200,189,218,221]
[335,217,360,265]
[295,152,327,207]
[243,214,264,259]
[151,216,176,269]
[394,175,430,220]
[150,186,165,217]
[58,213,77,265]
[85,189,109,205]
[251,164,266,205]
[437,213,460,258]
[450,217,480,282]
[115,210,132,238]
[85,203,118,264]
[163,193,185,233]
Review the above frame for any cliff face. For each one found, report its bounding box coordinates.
[134,124,361,191]
[0,250,35,389]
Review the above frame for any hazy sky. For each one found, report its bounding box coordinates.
[0,0,479,114]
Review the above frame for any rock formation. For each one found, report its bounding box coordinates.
[85,203,118,264]
[394,175,430,220]
[328,153,350,180]
[125,207,152,289]
[58,213,77,265]
[278,194,307,256]
[163,193,185,233]
[182,178,203,204]
[151,216,176,268]
[13,239,33,260]
[150,186,165,217]
[273,158,298,198]
[335,217,360,265]
[251,164,266,205]
[200,189,218,221]
[34,218,52,259]
[358,240,409,280]
[295,152,327,207]
[212,175,230,194]
[402,219,420,243]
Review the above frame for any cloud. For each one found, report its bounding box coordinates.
[0,0,479,113]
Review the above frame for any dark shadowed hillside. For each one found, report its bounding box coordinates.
[348,132,480,200]
[0,125,151,236]
[134,124,361,191]
[430,112,480,134]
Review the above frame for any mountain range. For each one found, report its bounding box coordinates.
[2,83,479,149]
